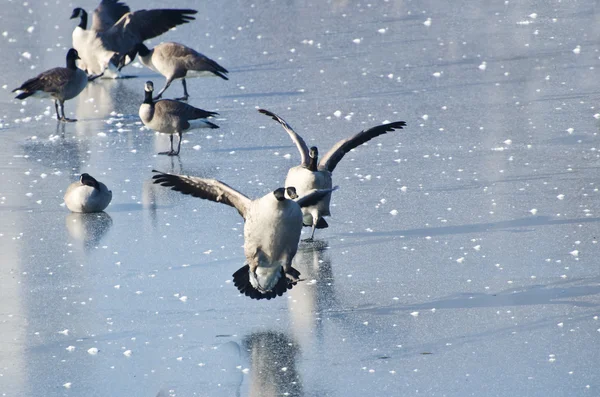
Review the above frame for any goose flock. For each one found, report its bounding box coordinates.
[12,0,407,300]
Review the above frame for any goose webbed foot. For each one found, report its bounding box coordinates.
[88,72,104,82]
[158,150,178,156]
[59,117,77,123]
[301,237,314,243]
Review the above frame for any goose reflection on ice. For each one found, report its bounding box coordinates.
[288,241,337,345]
[243,331,303,397]
[65,212,113,251]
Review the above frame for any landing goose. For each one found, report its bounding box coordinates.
[131,42,228,100]
[139,81,218,156]
[259,109,407,240]
[152,170,337,300]
[13,48,87,122]
[64,173,112,213]
[70,0,196,78]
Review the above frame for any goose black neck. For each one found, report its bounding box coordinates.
[307,154,318,171]
[66,54,78,70]
[78,10,87,29]
[144,90,154,105]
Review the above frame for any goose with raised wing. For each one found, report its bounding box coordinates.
[129,42,228,100]
[64,173,112,213]
[13,48,87,122]
[70,0,196,79]
[259,109,406,240]
[152,170,337,300]
[139,81,218,156]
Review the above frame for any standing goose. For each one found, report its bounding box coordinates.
[64,173,112,213]
[130,42,228,100]
[70,0,196,79]
[139,81,218,156]
[259,109,407,240]
[152,170,337,300]
[13,48,87,122]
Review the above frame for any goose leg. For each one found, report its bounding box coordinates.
[153,78,173,100]
[53,100,61,121]
[175,79,189,101]
[88,72,104,82]
[159,134,176,155]
[302,221,317,242]
[59,101,77,122]
[173,132,183,155]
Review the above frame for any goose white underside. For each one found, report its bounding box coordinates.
[101,62,121,79]
[179,70,217,79]
[28,91,54,99]
[249,265,283,292]
[187,119,216,131]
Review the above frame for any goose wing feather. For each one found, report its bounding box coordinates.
[258,109,309,166]
[91,0,130,32]
[152,170,251,219]
[319,121,407,172]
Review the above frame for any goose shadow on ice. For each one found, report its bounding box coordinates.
[242,331,303,397]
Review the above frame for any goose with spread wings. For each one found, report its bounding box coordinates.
[70,0,196,79]
[152,170,337,300]
[259,109,406,241]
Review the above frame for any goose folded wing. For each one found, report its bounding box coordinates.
[103,9,197,53]
[91,0,131,32]
[258,109,309,166]
[15,68,73,94]
[152,170,251,219]
[319,121,407,172]
[157,100,218,120]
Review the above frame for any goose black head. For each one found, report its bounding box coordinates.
[144,81,154,93]
[134,43,151,57]
[286,187,298,199]
[80,173,100,189]
[273,187,286,201]
[307,146,319,171]
[70,7,84,19]
[66,48,80,69]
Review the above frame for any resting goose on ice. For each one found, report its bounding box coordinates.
[152,170,337,300]
[139,81,219,156]
[13,48,87,122]
[259,108,406,240]
[64,173,112,213]
[130,42,228,100]
[70,0,196,79]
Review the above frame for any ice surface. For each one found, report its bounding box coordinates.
[1,0,600,396]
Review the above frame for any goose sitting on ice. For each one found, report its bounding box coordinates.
[64,173,112,213]
[152,170,337,300]
[259,109,406,240]
[139,81,218,156]
[12,48,87,122]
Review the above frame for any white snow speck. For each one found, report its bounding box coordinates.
[570,250,579,257]
[478,62,487,71]
[58,329,69,336]
[193,145,201,150]
[26,26,34,33]
[123,350,132,357]
[378,28,386,34]
[66,346,76,352]
[422,114,429,120]
[573,46,581,54]
[456,257,465,263]
[530,208,538,215]
[390,209,398,216]
[529,13,538,19]
[179,296,188,302]
[557,194,565,200]
[400,186,408,192]
[566,128,574,134]
[423,18,432,26]
[242,368,250,374]
[352,38,361,44]
[410,311,419,317]
[22,52,32,59]
[63,383,72,389]
[557,322,564,327]
[87,347,99,355]
[333,110,342,117]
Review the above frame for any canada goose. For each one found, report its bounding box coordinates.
[12,48,87,122]
[130,42,228,100]
[64,173,112,213]
[139,81,219,156]
[70,0,196,79]
[152,170,337,300]
[259,108,407,240]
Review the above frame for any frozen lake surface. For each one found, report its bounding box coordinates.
[1,0,600,396]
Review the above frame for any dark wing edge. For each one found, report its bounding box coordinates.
[296,186,339,208]
[258,109,310,166]
[232,265,299,300]
[92,0,131,31]
[319,121,407,172]
[151,170,250,218]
